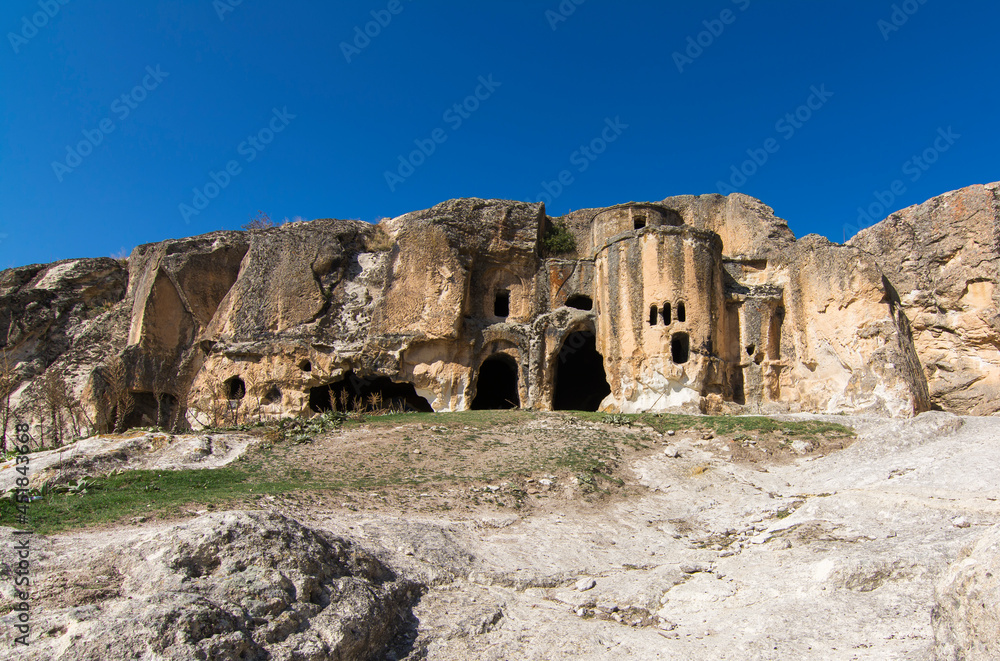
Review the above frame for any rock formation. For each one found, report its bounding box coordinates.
[2,511,420,660]
[3,183,998,438]
[850,182,1000,414]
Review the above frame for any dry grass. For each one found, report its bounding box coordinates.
[364,224,395,252]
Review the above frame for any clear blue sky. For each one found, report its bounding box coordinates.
[1,0,997,268]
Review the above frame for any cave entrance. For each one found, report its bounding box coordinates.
[120,392,176,430]
[494,290,510,318]
[471,355,520,410]
[225,376,246,400]
[309,371,432,414]
[553,330,611,411]
[672,333,690,364]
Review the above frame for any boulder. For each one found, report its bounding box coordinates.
[0,511,420,660]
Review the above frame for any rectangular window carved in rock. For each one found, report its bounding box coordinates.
[671,333,690,364]
[494,290,510,318]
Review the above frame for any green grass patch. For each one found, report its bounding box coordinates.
[1,466,313,535]
[5,409,852,535]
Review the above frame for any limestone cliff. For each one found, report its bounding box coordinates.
[11,184,995,440]
[0,258,127,444]
[850,182,1000,414]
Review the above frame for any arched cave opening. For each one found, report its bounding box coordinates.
[672,333,690,364]
[649,305,658,326]
[471,355,520,410]
[553,330,611,411]
[120,392,157,430]
[225,376,246,400]
[566,294,593,311]
[309,371,432,413]
[262,385,282,405]
[662,302,672,325]
[676,302,686,323]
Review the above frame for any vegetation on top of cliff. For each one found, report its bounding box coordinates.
[364,223,395,252]
[542,220,576,255]
[242,210,277,230]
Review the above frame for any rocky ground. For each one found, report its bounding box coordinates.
[1,411,998,659]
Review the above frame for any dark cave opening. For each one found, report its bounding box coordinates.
[470,355,520,410]
[731,366,746,405]
[262,386,281,404]
[225,376,246,400]
[672,333,690,364]
[553,330,611,411]
[566,295,593,311]
[120,392,177,430]
[494,290,510,318]
[309,371,432,413]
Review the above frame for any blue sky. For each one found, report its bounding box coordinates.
[1,0,997,268]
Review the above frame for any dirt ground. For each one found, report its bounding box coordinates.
[242,410,856,521]
[8,411,994,659]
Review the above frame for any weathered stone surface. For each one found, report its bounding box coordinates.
[0,258,128,443]
[0,259,126,378]
[1,412,999,658]
[765,235,930,416]
[0,430,257,492]
[19,184,1000,439]
[933,525,1000,660]
[850,182,1000,414]
[0,511,419,660]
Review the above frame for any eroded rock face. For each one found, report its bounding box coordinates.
[763,236,930,417]
[0,258,128,443]
[21,185,1000,437]
[3,511,419,660]
[933,525,1000,660]
[849,182,1000,414]
[0,259,126,376]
